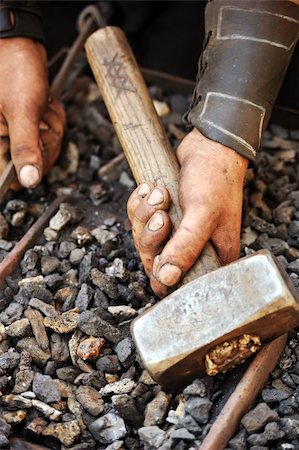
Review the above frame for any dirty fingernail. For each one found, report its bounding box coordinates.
[148,212,164,231]
[138,183,151,197]
[19,165,40,188]
[148,188,164,205]
[157,263,182,286]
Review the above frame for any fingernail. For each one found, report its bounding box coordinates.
[157,263,182,286]
[148,188,163,205]
[148,212,164,231]
[39,121,49,131]
[19,165,40,188]
[138,183,151,197]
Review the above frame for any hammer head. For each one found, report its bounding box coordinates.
[131,250,299,389]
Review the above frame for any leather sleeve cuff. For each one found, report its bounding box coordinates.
[0,1,44,44]
[185,1,299,161]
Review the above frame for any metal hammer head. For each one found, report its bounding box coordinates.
[131,250,299,389]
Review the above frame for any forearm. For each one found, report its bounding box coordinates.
[185,0,299,161]
[0,1,44,43]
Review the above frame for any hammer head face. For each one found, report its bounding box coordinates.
[131,250,299,389]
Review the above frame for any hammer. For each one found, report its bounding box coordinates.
[86,27,299,389]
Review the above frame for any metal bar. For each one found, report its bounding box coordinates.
[0,195,66,285]
[199,334,287,450]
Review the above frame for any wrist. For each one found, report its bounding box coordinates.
[178,128,249,175]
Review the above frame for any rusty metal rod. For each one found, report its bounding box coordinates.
[0,195,66,285]
[199,334,287,450]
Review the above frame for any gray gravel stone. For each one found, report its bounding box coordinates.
[16,337,50,364]
[75,385,104,416]
[75,283,94,312]
[115,337,135,368]
[0,351,20,370]
[171,428,195,440]
[111,394,143,426]
[0,303,23,326]
[77,310,122,343]
[32,372,61,403]
[50,333,69,362]
[69,247,85,266]
[183,378,208,398]
[261,388,290,403]
[5,318,30,337]
[138,426,166,448]
[228,429,247,450]
[247,422,284,445]
[144,391,171,426]
[91,268,118,299]
[41,256,60,275]
[96,354,121,374]
[185,397,212,424]
[89,413,126,444]
[241,403,279,433]
[280,417,299,439]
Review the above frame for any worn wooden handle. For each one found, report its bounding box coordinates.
[85,26,220,280]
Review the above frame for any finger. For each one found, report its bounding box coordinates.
[138,210,172,276]
[127,182,153,223]
[131,186,170,250]
[0,114,8,137]
[211,224,241,265]
[152,206,218,288]
[40,107,65,174]
[48,98,66,126]
[8,114,43,188]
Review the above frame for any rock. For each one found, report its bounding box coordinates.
[78,253,98,283]
[0,324,5,344]
[171,428,195,440]
[13,351,34,394]
[115,337,135,368]
[75,283,94,312]
[96,355,121,374]
[144,391,171,426]
[44,308,79,333]
[24,308,49,351]
[153,99,170,117]
[70,248,86,266]
[0,435,9,448]
[138,426,166,449]
[16,337,50,364]
[105,258,128,281]
[21,250,39,273]
[91,268,118,299]
[25,417,48,434]
[185,397,212,424]
[56,366,81,383]
[241,402,279,433]
[112,394,143,426]
[1,410,27,424]
[43,227,58,241]
[31,399,62,420]
[108,305,137,321]
[71,226,93,246]
[0,351,20,370]
[58,241,77,258]
[261,388,290,403]
[32,372,61,403]
[175,415,200,434]
[77,336,105,360]
[44,273,63,289]
[5,318,30,338]
[100,378,136,396]
[183,379,208,398]
[0,303,23,326]
[247,422,284,446]
[42,420,81,446]
[50,333,70,362]
[49,208,72,231]
[28,298,57,317]
[89,413,126,444]
[75,385,104,416]
[77,310,122,343]
[280,417,299,439]
[41,256,60,275]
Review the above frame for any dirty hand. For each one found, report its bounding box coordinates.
[127,128,249,297]
[0,37,65,189]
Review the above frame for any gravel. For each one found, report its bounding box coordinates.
[0,72,298,450]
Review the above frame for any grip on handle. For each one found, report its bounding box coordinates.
[85,26,220,281]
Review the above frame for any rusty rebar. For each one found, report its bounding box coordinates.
[199,334,287,450]
[0,195,66,285]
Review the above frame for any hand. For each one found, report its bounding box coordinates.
[127,128,249,297]
[0,38,65,189]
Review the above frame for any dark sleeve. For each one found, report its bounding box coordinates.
[185,0,299,161]
[0,1,44,44]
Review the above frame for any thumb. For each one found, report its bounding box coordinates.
[8,112,43,188]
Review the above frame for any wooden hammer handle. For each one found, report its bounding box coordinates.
[85,26,220,281]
